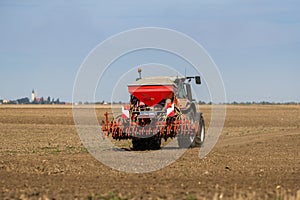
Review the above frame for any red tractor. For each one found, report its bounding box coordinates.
[102,68,205,150]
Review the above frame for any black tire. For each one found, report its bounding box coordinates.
[132,136,161,150]
[193,116,205,147]
[177,109,196,148]
[177,135,195,148]
[177,113,205,148]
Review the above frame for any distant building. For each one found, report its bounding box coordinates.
[34,97,42,104]
[31,89,36,102]
[3,99,10,104]
[28,89,65,104]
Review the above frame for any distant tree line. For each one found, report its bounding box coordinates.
[0,97,65,105]
[198,101,299,105]
[76,101,125,105]
[32,96,63,104]
[74,100,300,105]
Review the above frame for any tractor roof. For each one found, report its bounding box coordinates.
[128,76,183,87]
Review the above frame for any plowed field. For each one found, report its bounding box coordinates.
[0,105,299,199]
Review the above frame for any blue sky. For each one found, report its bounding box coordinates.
[0,0,299,102]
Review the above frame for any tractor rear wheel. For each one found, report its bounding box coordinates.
[193,115,205,147]
[177,110,196,148]
[177,113,205,148]
[177,134,196,148]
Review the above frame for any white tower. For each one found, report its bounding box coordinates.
[31,89,35,102]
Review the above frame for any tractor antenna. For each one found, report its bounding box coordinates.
[184,67,186,78]
[137,67,142,80]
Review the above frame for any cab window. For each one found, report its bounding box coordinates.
[177,81,187,98]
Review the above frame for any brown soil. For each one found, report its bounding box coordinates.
[0,105,299,199]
